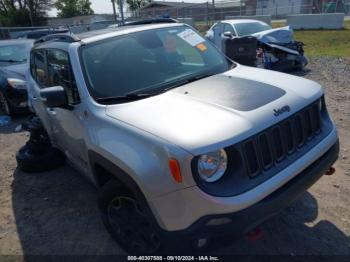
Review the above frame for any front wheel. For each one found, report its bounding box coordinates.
[98,180,163,254]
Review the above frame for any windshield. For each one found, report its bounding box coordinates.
[81,26,231,100]
[235,22,272,36]
[0,43,32,64]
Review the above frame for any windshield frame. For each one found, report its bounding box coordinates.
[78,25,234,104]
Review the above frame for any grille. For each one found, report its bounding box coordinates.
[242,100,322,178]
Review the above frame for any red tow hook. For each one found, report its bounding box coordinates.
[246,227,263,241]
[325,166,336,176]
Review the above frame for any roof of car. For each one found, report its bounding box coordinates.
[223,19,268,25]
[0,39,34,46]
[76,25,140,39]
[32,21,184,50]
[76,22,182,42]
[31,20,187,51]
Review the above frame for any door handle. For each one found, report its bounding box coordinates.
[32,96,38,101]
[46,108,56,116]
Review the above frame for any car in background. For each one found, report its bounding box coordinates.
[206,19,272,49]
[0,39,33,115]
[16,28,69,40]
[206,19,307,71]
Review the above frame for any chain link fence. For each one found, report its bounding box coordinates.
[1,0,349,39]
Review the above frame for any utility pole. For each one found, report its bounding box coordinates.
[28,0,34,26]
[118,0,125,24]
[335,0,339,13]
[212,0,215,23]
[111,0,117,22]
[240,0,242,16]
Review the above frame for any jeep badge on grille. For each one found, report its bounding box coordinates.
[274,105,291,117]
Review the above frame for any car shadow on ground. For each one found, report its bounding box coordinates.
[213,192,350,256]
[10,165,350,256]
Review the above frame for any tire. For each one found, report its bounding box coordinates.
[98,180,165,255]
[0,90,11,116]
[16,144,65,173]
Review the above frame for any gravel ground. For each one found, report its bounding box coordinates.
[0,57,349,258]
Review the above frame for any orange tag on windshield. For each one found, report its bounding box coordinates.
[196,43,207,52]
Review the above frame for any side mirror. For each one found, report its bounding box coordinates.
[223,31,233,38]
[40,86,67,108]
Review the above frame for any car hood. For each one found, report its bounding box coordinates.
[0,63,27,80]
[252,26,294,44]
[106,65,323,155]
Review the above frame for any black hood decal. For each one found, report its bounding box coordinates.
[173,75,286,111]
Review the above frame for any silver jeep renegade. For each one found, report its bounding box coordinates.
[25,21,339,254]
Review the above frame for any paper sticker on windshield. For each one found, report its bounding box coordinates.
[196,43,207,52]
[177,29,204,46]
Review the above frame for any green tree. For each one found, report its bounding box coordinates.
[126,0,151,17]
[0,0,51,26]
[126,0,151,12]
[55,0,94,18]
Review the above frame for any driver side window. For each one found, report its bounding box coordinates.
[46,49,80,105]
[223,24,236,36]
[30,49,80,106]
[30,50,47,87]
[212,23,221,35]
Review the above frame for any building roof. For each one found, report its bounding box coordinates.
[142,1,199,9]
[141,0,242,10]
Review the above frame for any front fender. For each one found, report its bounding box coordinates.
[85,106,196,199]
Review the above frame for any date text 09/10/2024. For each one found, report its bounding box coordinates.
[127,256,220,261]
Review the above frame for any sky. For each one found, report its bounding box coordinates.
[49,0,208,17]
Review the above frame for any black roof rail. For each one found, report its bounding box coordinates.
[122,18,179,26]
[34,33,80,45]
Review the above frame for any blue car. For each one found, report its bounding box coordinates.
[0,39,33,116]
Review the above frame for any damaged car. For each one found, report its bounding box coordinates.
[205,19,308,71]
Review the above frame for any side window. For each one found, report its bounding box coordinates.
[47,49,80,105]
[223,24,236,36]
[212,23,221,34]
[31,50,47,87]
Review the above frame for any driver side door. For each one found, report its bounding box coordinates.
[44,49,89,174]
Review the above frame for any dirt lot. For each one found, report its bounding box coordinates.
[0,57,349,257]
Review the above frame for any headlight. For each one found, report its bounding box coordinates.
[8,78,27,89]
[197,149,228,182]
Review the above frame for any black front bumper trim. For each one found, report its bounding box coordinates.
[164,140,339,240]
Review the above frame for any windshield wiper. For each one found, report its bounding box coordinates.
[164,73,214,91]
[96,93,154,104]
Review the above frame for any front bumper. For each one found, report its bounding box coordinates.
[150,125,338,232]
[169,139,339,240]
